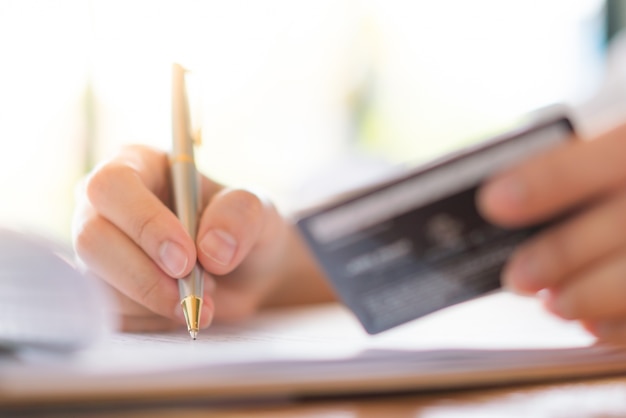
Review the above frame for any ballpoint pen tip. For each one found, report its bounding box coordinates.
[190,330,198,340]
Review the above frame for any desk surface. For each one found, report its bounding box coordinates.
[6,296,626,417]
[11,374,626,417]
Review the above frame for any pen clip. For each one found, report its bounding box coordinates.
[191,126,202,147]
[183,67,203,148]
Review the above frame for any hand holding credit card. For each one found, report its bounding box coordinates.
[296,116,574,334]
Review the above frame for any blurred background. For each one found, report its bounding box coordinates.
[0,0,622,243]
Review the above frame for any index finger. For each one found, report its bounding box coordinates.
[478,123,626,228]
[85,146,196,278]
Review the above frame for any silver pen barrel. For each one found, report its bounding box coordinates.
[170,158,203,300]
[171,63,204,338]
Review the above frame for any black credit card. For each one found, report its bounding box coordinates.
[296,116,574,334]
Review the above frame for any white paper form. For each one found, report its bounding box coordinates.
[4,291,626,409]
[60,291,592,373]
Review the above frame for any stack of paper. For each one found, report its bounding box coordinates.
[3,291,626,409]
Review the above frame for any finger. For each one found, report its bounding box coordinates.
[540,248,626,321]
[583,319,626,346]
[478,123,626,228]
[73,209,188,324]
[110,272,217,331]
[75,212,215,328]
[98,277,163,318]
[120,316,182,333]
[196,188,275,275]
[75,212,216,329]
[100,283,182,332]
[85,147,195,278]
[109,266,218,330]
[502,191,626,294]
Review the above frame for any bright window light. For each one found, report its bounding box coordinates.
[0,0,607,241]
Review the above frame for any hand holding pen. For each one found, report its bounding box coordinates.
[70,65,329,333]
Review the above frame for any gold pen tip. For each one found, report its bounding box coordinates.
[181,295,202,340]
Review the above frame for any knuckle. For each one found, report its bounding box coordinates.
[124,266,178,319]
[228,189,264,220]
[134,276,163,311]
[86,161,163,248]
[85,162,133,207]
[543,226,576,275]
[84,164,112,205]
[72,215,104,264]
[129,208,161,248]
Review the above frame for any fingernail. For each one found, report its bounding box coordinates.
[200,229,237,266]
[159,241,188,276]
[485,176,526,208]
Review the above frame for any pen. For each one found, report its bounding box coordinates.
[170,63,203,340]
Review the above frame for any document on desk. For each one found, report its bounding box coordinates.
[5,115,626,408]
[4,292,626,408]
